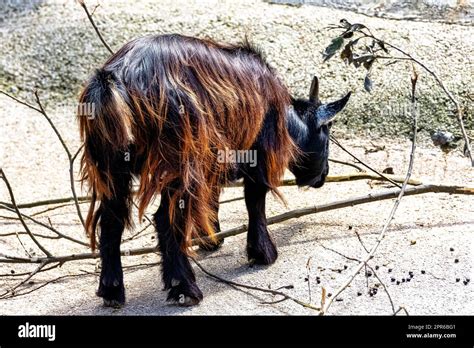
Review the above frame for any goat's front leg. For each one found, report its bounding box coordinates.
[154,187,203,306]
[244,178,278,265]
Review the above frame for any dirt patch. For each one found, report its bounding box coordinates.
[0,95,472,314]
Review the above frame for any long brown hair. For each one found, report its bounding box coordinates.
[78,34,297,253]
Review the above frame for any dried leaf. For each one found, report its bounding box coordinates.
[363,58,375,70]
[378,40,389,53]
[342,31,354,39]
[340,18,352,29]
[340,42,353,63]
[352,54,374,68]
[364,74,373,93]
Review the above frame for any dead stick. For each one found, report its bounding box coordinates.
[0,169,52,257]
[0,172,422,210]
[2,183,471,265]
[78,0,114,55]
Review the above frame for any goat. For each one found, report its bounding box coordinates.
[77,34,351,307]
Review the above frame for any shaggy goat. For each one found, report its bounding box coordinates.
[78,34,350,307]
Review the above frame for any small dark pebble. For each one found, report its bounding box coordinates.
[316,280,321,284]
[391,277,396,282]
[375,265,379,270]
[327,293,332,297]
[337,269,342,273]
[28,281,34,285]
[316,276,320,280]
[10,270,15,274]
[402,278,406,282]
[357,292,362,296]
[304,277,308,282]
[388,268,393,273]
[396,281,401,285]
[409,271,414,276]
[456,278,460,282]
[466,278,470,283]
[366,271,372,277]
[450,247,454,252]
[336,298,343,302]
[369,292,373,297]
[421,270,426,274]
[348,225,353,230]
[454,259,459,263]
[406,278,411,282]
[463,281,468,286]
[344,265,348,270]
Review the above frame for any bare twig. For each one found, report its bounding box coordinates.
[0,172,422,211]
[330,136,402,188]
[320,69,420,315]
[192,258,320,311]
[0,169,52,257]
[78,0,114,55]
[0,89,85,227]
[0,203,89,247]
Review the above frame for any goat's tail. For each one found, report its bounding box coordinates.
[77,68,134,249]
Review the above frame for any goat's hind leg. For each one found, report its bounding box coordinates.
[154,184,203,306]
[96,169,132,308]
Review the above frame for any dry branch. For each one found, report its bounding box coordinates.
[192,258,320,311]
[78,0,114,54]
[1,182,471,266]
[0,89,85,228]
[0,171,422,211]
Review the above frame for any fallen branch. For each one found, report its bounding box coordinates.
[0,172,423,210]
[1,182,471,266]
[192,258,320,311]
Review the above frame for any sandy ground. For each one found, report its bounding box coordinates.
[0,93,473,315]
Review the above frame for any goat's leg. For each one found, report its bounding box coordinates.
[154,186,203,306]
[244,178,278,265]
[96,172,132,308]
[198,186,224,251]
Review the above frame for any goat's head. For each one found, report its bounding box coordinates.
[288,76,351,188]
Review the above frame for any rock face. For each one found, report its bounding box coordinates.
[266,0,473,25]
[0,0,472,140]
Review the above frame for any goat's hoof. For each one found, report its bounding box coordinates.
[247,239,278,265]
[198,237,224,252]
[97,278,125,308]
[167,281,203,307]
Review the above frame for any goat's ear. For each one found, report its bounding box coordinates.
[309,75,320,103]
[316,91,351,126]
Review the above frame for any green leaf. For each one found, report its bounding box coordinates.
[323,36,344,62]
